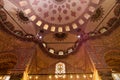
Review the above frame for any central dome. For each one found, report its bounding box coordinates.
[29,0,90,25]
[18,0,100,32]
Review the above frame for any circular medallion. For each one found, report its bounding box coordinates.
[29,0,90,25]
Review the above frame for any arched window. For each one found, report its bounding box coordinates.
[55,62,66,75]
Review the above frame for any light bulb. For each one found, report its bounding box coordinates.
[76,75,80,79]
[49,75,52,79]
[35,76,38,79]
[70,75,73,79]
[29,76,32,79]
[77,35,81,38]
[90,74,93,78]
[83,75,86,78]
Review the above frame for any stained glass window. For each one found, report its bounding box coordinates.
[55,62,66,75]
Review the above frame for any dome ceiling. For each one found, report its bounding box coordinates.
[29,0,90,25]
[9,0,100,32]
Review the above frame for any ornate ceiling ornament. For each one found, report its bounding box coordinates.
[16,10,30,23]
[90,6,104,22]
[53,33,68,41]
